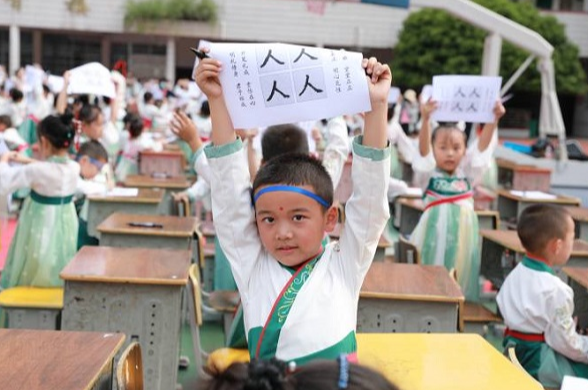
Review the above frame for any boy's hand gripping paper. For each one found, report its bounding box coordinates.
[198,42,371,128]
[431,75,502,123]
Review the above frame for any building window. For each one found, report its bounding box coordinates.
[42,33,101,75]
[0,29,8,68]
[20,31,32,66]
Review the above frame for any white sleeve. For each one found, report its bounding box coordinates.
[0,161,34,195]
[100,121,120,148]
[77,176,107,195]
[321,116,350,189]
[463,137,495,187]
[411,150,436,190]
[193,148,212,184]
[338,137,390,291]
[545,286,588,364]
[186,178,211,202]
[388,121,416,164]
[205,139,263,296]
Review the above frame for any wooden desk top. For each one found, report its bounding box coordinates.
[497,189,580,205]
[124,174,191,189]
[88,188,164,204]
[360,263,464,303]
[97,212,198,237]
[357,333,542,390]
[0,329,125,390]
[563,267,588,289]
[329,224,391,248]
[140,150,185,158]
[480,229,588,256]
[61,246,190,285]
[566,206,588,223]
[496,158,551,173]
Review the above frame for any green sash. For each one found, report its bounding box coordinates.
[30,190,73,205]
[249,253,322,360]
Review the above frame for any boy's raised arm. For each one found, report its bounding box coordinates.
[193,50,236,146]
[362,57,391,150]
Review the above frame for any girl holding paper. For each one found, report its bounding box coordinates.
[409,99,505,301]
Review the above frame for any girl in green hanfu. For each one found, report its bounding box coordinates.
[0,113,79,289]
[410,99,505,302]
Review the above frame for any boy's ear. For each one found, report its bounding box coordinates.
[324,205,338,232]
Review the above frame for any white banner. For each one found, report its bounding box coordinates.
[67,62,115,98]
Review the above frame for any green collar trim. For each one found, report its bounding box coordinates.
[48,155,70,164]
[522,255,555,275]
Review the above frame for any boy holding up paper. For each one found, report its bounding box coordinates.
[194,48,391,364]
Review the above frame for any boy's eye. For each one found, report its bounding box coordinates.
[293,215,305,222]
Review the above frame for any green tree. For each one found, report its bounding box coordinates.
[393,0,586,94]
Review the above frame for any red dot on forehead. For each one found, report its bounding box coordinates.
[279,207,283,211]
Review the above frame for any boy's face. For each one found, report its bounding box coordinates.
[432,128,466,174]
[254,185,337,267]
[79,155,106,180]
[552,216,575,267]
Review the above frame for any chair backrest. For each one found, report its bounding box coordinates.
[398,235,420,264]
[116,341,144,390]
[188,264,207,377]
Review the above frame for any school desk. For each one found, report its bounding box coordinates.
[60,246,190,390]
[139,150,186,178]
[358,263,464,333]
[329,224,391,262]
[566,206,588,241]
[397,198,500,236]
[86,188,164,238]
[0,328,125,390]
[97,212,198,252]
[123,174,192,215]
[497,189,580,228]
[496,158,552,192]
[356,333,543,390]
[480,229,588,289]
[563,267,588,331]
[391,193,421,229]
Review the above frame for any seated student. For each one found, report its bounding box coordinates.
[198,357,399,390]
[0,115,28,153]
[191,51,390,364]
[75,140,110,249]
[115,117,154,182]
[497,204,588,388]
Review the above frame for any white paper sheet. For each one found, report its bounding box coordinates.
[198,42,371,128]
[68,62,116,98]
[388,87,400,104]
[420,84,433,103]
[47,75,65,94]
[431,75,502,123]
[25,65,45,90]
[562,375,588,390]
[510,190,557,200]
[105,187,139,197]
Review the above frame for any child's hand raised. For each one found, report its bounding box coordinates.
[420,99,438,120]
[362,57,392,108]
[493,100,506,122]
[193,48,223,100]
[171,111,203,152]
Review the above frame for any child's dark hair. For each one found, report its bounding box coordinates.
[200,100,210,117]
[79,104,102,124]
[261,125,309,162]
[9,88,23,103]
[0,115,12,128]
[253,153,333,210]
[517,204,572,255]
[76,140,108,162]
[144,91,154,104]
[37,113,76,150]
[128,118,144,139]
[431,124,466,144]
[196,359,399,390]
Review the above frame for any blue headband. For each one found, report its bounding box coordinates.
[253,185,330,208]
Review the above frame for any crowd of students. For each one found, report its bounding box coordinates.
[0,50,587,390]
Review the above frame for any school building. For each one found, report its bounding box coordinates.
[0,0,587,133]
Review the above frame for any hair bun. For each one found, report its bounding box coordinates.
[60,112,74,127]
[245,359,288,390]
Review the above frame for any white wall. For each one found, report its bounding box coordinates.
[548,11,588,57]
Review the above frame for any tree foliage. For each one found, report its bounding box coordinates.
[392,0,586,94]
[125,0,217,26]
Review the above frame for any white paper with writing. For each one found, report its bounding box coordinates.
[420,84,433,103]
[68,62,115,98]
[199,42,371,128]
[432,75,502,123]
